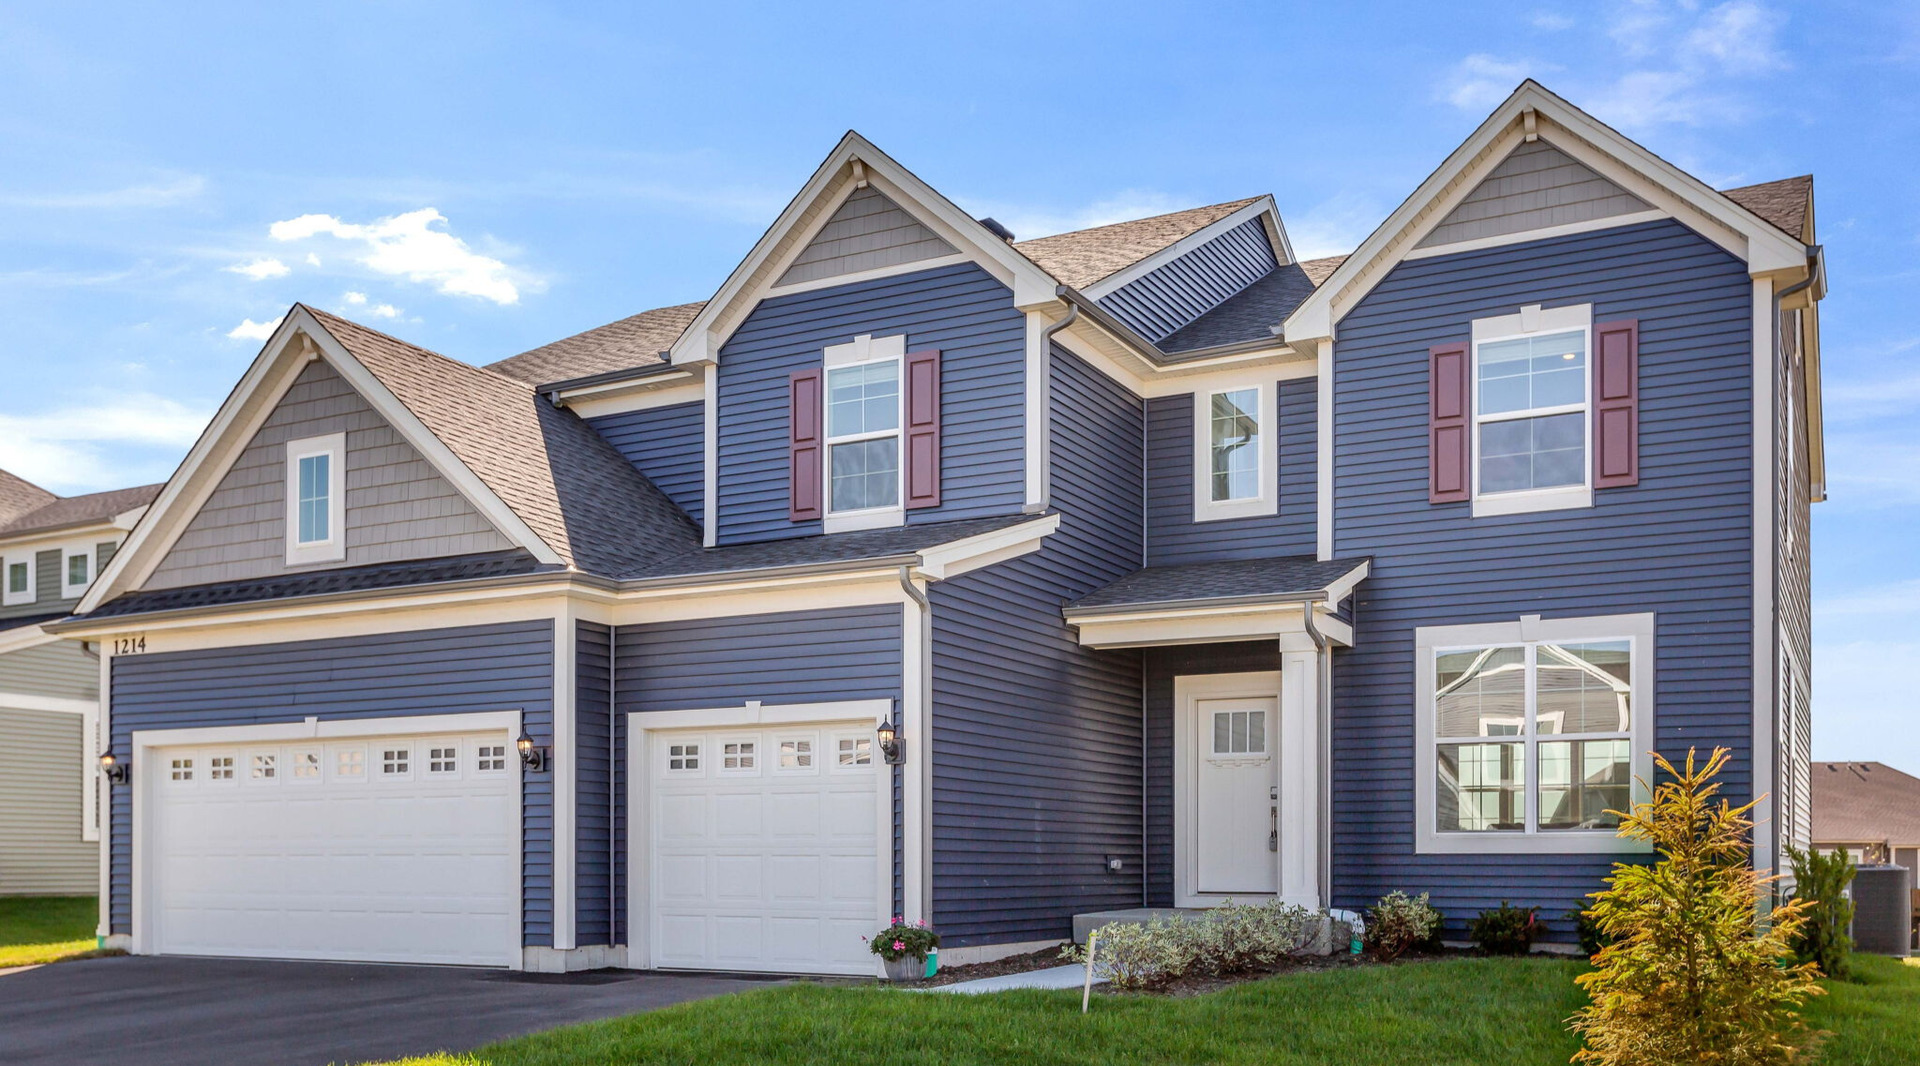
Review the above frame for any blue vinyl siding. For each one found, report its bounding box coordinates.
[928,345,1144,946]
[587,402,705,525]
[107,620,556,944]
[1145,377,1317,565]
[1329,218,1754,938]
[611,605,904,944]
[1142,642,1284,907]
[1099,217,1276,342]
[715,262,1026,544]
[576,621,614,947]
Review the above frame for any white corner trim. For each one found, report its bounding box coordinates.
[551,607,576,951]
[1402,210,1668,261]
[1412,612,1656,856]
[900,578,931,925]
[1751,277,1778,874]
[283,432,347,567]
[1023,310,1052,509]
[915,513,1059,580]
[702,364,719,548]
[1192,382,1278,523]
[1316,339,1334,561]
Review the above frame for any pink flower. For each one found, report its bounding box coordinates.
[916,919,926,928]
[893,940,906,951]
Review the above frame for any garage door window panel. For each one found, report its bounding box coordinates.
[208,755,235,783]
[332,746,367,782]
[428,745,460,776]
[720,738,758,773]
[834,734,873,769]
[777,736,816,772]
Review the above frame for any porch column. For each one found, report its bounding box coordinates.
[1278,648,1322,909]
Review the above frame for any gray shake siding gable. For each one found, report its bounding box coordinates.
[608,605,904,945]
[586,403,705,525]
[147,359,512,590]
[715,262,1026,544]
[1329,218,1754,935]
[107,620,556,943]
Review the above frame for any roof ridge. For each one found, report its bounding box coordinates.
[301,304,535,393]
[1012,195,1263,247]
[489,299,709,369]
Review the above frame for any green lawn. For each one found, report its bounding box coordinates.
[0,895,110,968]
[369,954,1920,1066]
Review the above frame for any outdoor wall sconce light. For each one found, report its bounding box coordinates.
[876,719,904,765]
[516,731,549,772]
[98,751,130,785]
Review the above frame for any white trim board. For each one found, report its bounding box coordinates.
[0,692,96,715]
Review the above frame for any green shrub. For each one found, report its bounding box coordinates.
[865,919,939,961]
[1570,748,1824,1066]
[1363,891,1442,961]
[1063,900,1320,991]
[1567,904,1614,957]
[1788,844,1855,980]
[1469,901,1540,955]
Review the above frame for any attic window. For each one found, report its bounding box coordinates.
[284,432,347,566]
[2,556,32,607]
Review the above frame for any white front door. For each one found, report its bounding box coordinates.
[1192,694,1279,897]
[146,729,517,967]
[645,723,882,975]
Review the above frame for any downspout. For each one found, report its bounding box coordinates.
[1025,303,1079,514]
[608,624,619,951]
[898,566,931,920]
[1302,602,1333,910]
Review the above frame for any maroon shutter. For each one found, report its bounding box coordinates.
[1429,342,1471,503]
[1592,319,1640,488]
[903,349,942,509]
[789,368,823,520]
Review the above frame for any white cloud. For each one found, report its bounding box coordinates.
[269,207,522,305]
[0,174,206,210]
[369,304,401,319]
[1438,54,1535,111]
[1684,0,1786,75]
[1531,12,1575,30]
[0,394,210,493]
[226,316,284,341]
[225,257,289,280]
[1287,191,1386,260]
[305,253,322,267]
[342,291,368,305]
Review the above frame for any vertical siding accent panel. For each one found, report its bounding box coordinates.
[716,263,1026,544]
[1098,218,1277,342]
[147,360,511,590]
[928,346,1143,946]
[1330,219,1753,935]
[0,640,99,700]
[1144,378,1317,565]
[575,621,613,946]
[612,605,904,945]
[108,620,555,943]
[1416,141,1652,249]
[0,707,96,895]
[585,402,705,524]
[1141,642,1284,907]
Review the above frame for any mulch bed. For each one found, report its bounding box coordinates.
[910,945,1074,987]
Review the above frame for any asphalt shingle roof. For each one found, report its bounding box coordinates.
[1721,175,1813,240]
[1812,761,1920,847]
[633,514,1042,581]
[85,550,549,619]
[0,470,57,527]
[1068,556,1370,612]
[0,482,161,539]
[487,301,707,386]
[1013,198,1263,290]
[0,611,66,635]
[305,306,702,578]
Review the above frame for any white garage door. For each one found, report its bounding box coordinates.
[147,729,516,967]
[647,723,883,975]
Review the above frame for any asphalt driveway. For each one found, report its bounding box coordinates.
[0,955,777,1065]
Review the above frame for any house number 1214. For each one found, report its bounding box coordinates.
[112,635,147,655]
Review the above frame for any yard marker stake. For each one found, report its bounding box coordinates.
[1082,932,1098,1013]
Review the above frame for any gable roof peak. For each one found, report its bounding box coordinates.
[1012,196,1266,290]
[0,468,58,526]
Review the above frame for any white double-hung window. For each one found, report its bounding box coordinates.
[1471,303,1591,516]
[61,547,93,598]
[1415,612,1652,855]
[1192,381,1277,522]
[1,554,33,607]
[284,432,346,565]
[823,333,905,532]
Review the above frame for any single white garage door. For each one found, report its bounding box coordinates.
[146,729,516,967]
[647,722,883,975]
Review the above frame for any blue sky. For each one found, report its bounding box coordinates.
[2,2,1915,764]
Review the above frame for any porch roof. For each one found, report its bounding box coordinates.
[1065,555,1370,617]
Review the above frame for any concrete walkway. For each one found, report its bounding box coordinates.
[924,963,1097,994]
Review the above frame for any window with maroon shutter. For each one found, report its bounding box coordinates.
[789,368,823,520]
[903,349,941,509]
[1429,342,1471,503]
[1592,320,1639,488]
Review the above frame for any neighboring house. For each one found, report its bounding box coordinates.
[0,470,158,895]
[48,80,1825,973]
[1813,762,1920,873]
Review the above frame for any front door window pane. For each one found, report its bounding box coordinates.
[1209,389,1260,502]
[830,438,899,512]
[1438,742,1524,831]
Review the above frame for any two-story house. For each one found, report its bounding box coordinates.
[0,470,158,895]
[51,81,1824,974]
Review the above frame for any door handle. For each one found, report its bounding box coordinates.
[1269,802,1279,853]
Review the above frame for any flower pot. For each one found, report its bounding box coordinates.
[883,955,923,982]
